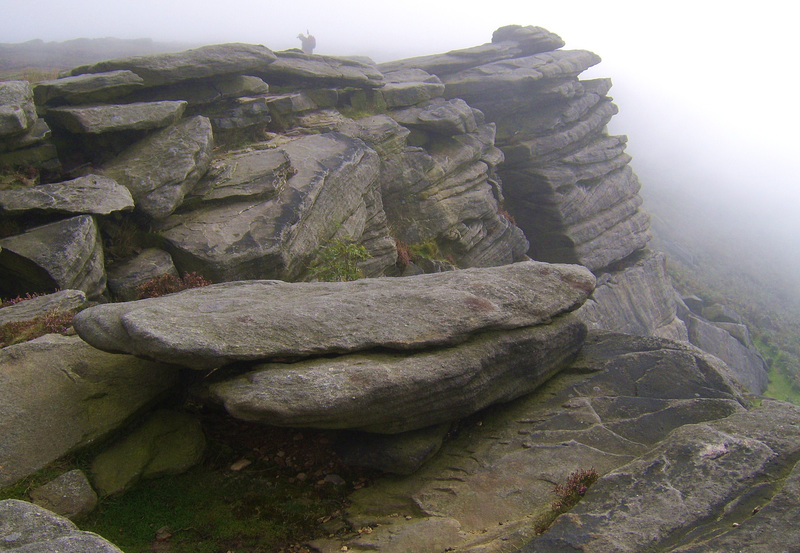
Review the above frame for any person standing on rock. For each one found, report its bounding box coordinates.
[297,30,316,54]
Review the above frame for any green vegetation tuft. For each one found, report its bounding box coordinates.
[534,468,599,534]
[309,237,370,282]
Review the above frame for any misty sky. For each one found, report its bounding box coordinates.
[3,0,799,261]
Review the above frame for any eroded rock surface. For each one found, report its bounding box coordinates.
[73,261,595,369]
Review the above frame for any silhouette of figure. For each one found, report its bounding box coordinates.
[297,30,316,54]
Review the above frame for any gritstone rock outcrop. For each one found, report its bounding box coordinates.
[0,23,782,552]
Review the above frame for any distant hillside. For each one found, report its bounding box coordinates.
[0,37,200,81]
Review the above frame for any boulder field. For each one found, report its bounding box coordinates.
[0,24,786,552]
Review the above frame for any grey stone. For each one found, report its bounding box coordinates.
[185,148,291,205]
[156,132,380,282]
[257,51,384,88]
[0,334,180,488]
[45,100,187,134]
[210,315,586,434]
[381,69,445,108]
[0,289,87,327]
[0,215,106,299]
[685,314,768,394]
[30,470,97,521]
[442,50,601,102]
[105,248,178,302]
[204,96,271,131]
[702,302,744,324]
[73,260,595,370]
[67,43,277,86]
[0,174,134,215]
[101,115,213,219]
[0,142,61,176]
[378,26,565,76]
[526,399,800,553]
[311,332,750,552]
[0,119,51,153]
[124,74,269,106]
[33,70,145,106]
[90,410,205,496]
[577,251,688,341]
[0,81,37,138]
[390,98,478,136]
[0,499,123,552]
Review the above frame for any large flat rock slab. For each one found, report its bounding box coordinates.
[210,315,586,433]
[67,43,277,86]
[73,261,595,369]
[0,174,134,215]
[45,100,187,134]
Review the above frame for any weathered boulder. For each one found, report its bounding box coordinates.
[0,215,106,299]
[0,499,123,552]
[184,147,292,205]
[380,69,445,108]
[577,251,688,341]
[33,70,145,106]
[30,470,98,521]
[378,26,565,76]
[0,118,51,153]
[0,174,134,215]
[210,315,586,433]
[526,399,800,553]
[390,97,478,136]
[72,260,595,370]
[685,313,768,394]
[125,74,269,107]
[310,332,751,552]
[90,410,205,496]
[67,43,278,87]
[45,100,187,134]
[0,290,87,327]
[105,248,179,302]
[256,51,384,88]
[156,132,380,281]
[0,81,37,138]
[100,115,213,219]
[0,334,180,488]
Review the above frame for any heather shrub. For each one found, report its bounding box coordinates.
[135,272,212,299]
[309,238,370,282]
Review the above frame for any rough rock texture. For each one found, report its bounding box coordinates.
[0,174,134,215]
[0,499,123,552]
[0,290,87,327]
[105,248,178,301]
[33,70,145,106]
[0,215,106,299]
[310,332,760,553]
[90,410,205,496]
[30,470,98,521]
[101,115,213,219]
[526,399,800,553]
[45,100,187,134]
[383,25,677,340]
[67,43,278,86]
[577,251,688,341]
[210,316,585,433]
[0,334,180,487]
[156,131,382,281]
[255,51,384,88]
[0,81,37,138]
[73,261,594,369]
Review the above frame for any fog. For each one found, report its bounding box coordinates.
[3,0,799,298]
